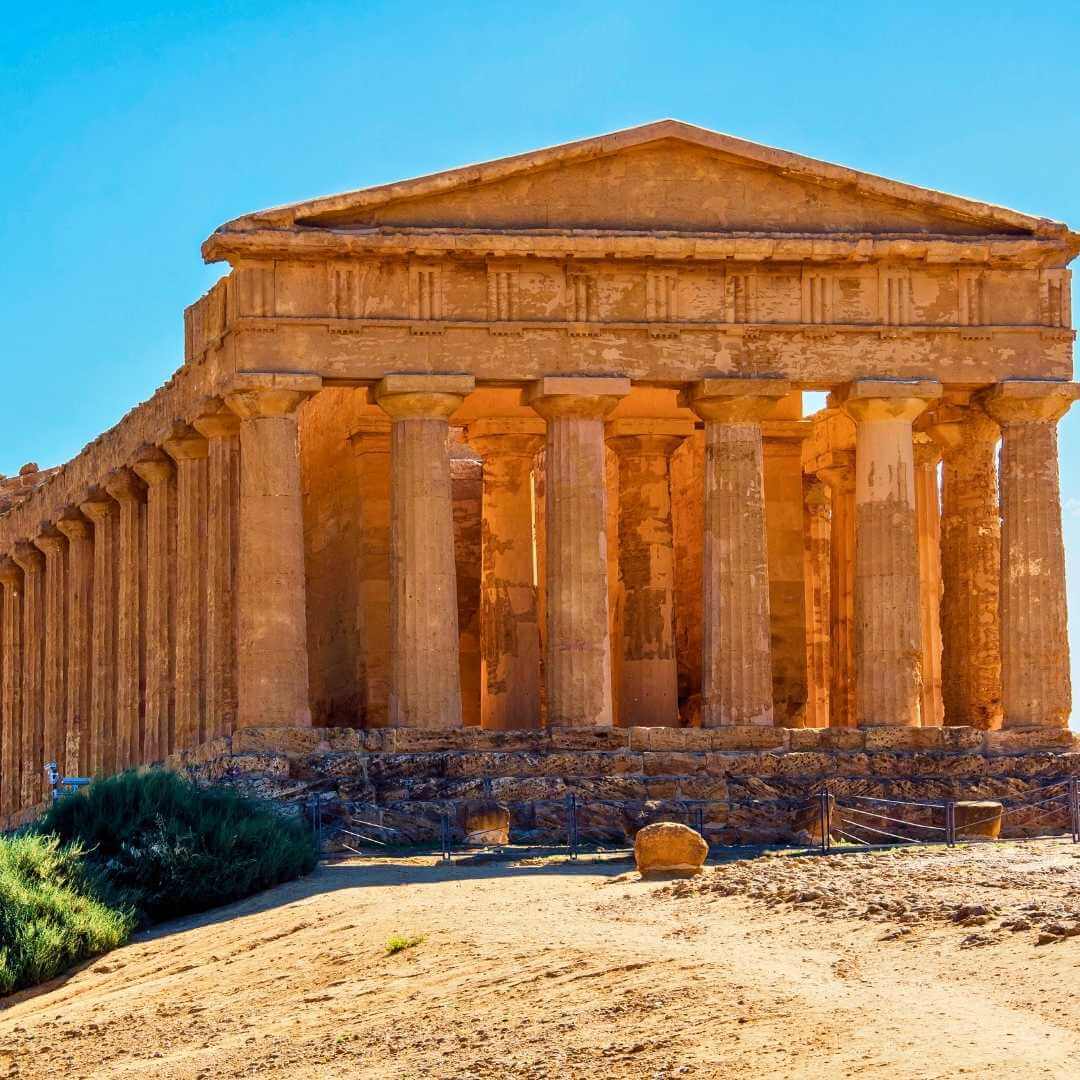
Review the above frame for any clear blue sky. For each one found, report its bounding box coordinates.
[3,2,1079,719]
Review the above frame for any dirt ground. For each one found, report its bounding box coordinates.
[2,839,1080,1079]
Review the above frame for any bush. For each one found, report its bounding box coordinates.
[37,770,318,925]
[0,833,133,994]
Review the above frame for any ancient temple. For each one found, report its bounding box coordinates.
[1,120,1077,826]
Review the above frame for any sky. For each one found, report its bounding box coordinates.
[2,1,1079,719]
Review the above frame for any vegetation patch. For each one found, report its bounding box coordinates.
[385,933,424,955]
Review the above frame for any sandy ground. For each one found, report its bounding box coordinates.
[2,840,1080,1079]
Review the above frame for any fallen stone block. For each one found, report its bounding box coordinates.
[633,821,708,877]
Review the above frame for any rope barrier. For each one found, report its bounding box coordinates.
[836,816,925,845]
[838,803,947,832]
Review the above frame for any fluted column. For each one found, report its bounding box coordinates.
[132,449,175,761]
[840,379,941,727]
[686,378,790,727]
[104,468,146,769]
[912,436,944,727]
[526,377,630,727]
[605,418,692,727]
[33,531,67,782]
[466,417,546,730]
[0,559,23,815]
[802,478,831,728]
[373,374,474,728]
[193,407,241,740]
[56,513,92,775]
[984,380,1080,728]
[817,454,856,728]
[12,544,45,806]
[80,494,117,774]
[927,407,1001,729]
[348,417,392,728]
[224,374,320,728]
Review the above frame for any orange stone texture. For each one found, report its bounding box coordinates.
[0,120,1077,821]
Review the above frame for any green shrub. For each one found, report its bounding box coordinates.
[0,833,132,994]
[37,770,318,925]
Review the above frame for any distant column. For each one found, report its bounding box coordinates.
[984,380,1080,728]
[467,417,546,730]
[33,530,68,782]
[802,477,831,729]
[80,494,118,774]
[605,418,692,727]
[373,374,474,729]
[912,435,944,727]
[0,559,23,815]
[840,379,941,727]
[686,378,790,727]
[132,448,176,760]
[13,543,45,806]
[224,373,321,728]
[163,425,209,749]
[527,376,630,728]
[56,512,93,775]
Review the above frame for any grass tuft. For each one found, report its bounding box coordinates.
[385,933,424,955]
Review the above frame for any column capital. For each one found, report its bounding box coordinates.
[804,476,830,516]
[192,401,242,439]
[32,529,66,558]
[348,415,393,455]
[815,451,856,494]
[466,417,547,458]
[923,401,999,455]
[605,418,695,457]
[912,432,944,468]
[79,493,115,524]
[0,556,20,587]
[55,510,92,542]
[980,380,1080,425]
[373,373,474,421]
[224,371,321,420]
[131,446,176,487]
[838,379,941,423]
[12,541,44,575]
[525,375,630,420]
[682,377,791,423]
[104,467,147,504]
[163,424,209,462]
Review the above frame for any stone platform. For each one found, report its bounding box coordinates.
[166,725,1080,849]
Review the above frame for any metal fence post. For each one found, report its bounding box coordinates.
[818,791,831,853]
[440,813,451,863]
[1070,779,1080,844]
[566,793,578,860]
[693,803,705,837]
[945,800,956,848]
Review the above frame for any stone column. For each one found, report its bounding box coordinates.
[685,378,790,727]
[224,373,321,728]
[983,380,1080,728]
[193,407,241,741]
[12,544,45,806]
[132,449,175,761]
[104,468,146,769]
[526,377,630,727]
[927,406,1002,729]
[373,374,475,729]
[80,494,117,775]
[33,531,67,784]
[912,436,944,727]
[466,417,546,730]
[605,418,692,727]
[56,513,93,775]
[839,379,941,727]
[802,478,831,728]
[817,454,856,728]
[163,424,209,748]
[0,559,23,815]
[348,417,393,728]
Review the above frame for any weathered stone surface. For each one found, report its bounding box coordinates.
[463,801,511,845]
[954,800,1003,839]
[983,729,1078,755]
[634,821,708,877]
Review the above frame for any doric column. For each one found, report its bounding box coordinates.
[33,530,68,783]
[685,378,790,727]
[605,418,692,727]
[466,417,546,730]
[373,374,474,729]
[0,559,23,815]
[132,449,175,761]
[533,446,548,724]
[983,380,1080,728]
[802,477,831,728]
[80,494,117,774]
[224,373,321,728]
[912,436,944,727]
[104,468,146,769]
[12,543,45,806]
[839,379,941,727]
[193,406,241,740]
[526,377,630,727]
[163,424,209,748]
[348,417,393,728]
[56,512,92,775]
[927,406,1002,729]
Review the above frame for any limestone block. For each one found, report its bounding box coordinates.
[789,728,867,752]
[232,727,330,755]
[458,728,550,752]
[324,729,364,752]
[790,793,835,844]
[939,727,984,752]
[776,752,834,778]
[573,776,649,801]
[954,801,1003,839]
[706,752,781,777]
[535,750,643,776]
[548,727,631,751]
[443,752,543,779]
[673,776,729,801]
[642,751,708,776]
[463,802,510,846]
[707,727,789,751]
[634,821,708,877]
[983,729,1078,755]
[645,779,679,799]
[489,775,569,802]
[629,727,714,752]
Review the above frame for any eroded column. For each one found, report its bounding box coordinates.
[840,380,941,727]
[912,435,944,727]
[0,559,23,815]
[802,477,831,729]
[80,494,117,774]
[467,417,545,730]
[984,380,1080,728]
[12,544,45,806]
[526,377,629,727]
[686,378,790,727]
[817,454,856,728]
[224,375,320,729]
[56,513,92,775]
[33,530,67,783]
[373,374,474,729]
[132,449,175,761]
[605,419,692,727]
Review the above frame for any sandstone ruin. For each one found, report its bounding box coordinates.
[1,120,1077,835]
